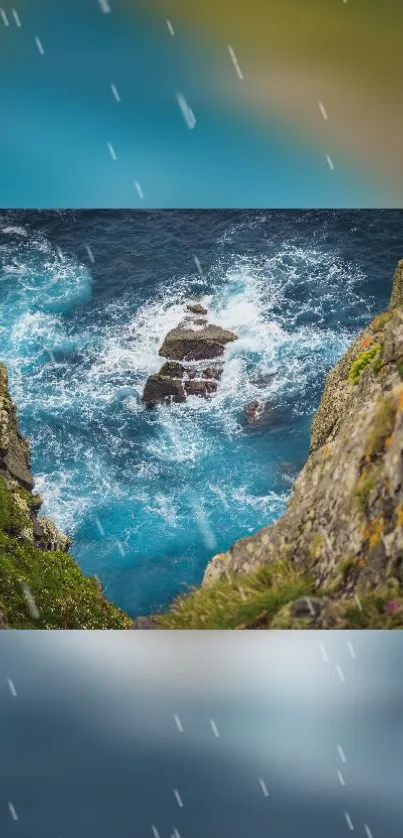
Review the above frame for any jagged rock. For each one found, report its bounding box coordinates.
[158,362,186,378]
[202,260,403,604]
[37,517,71,552]
[159,324,238,362]
[142,374,186,406]
[184,379,218,397]
[0,366,72,553]
[142,312,236,406]
[0,363,34,490]
[202,367,223,380]
[187,302,208,315]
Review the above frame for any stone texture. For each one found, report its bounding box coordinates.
[389,259,403,309]
[184,379,218,397]
[201,367,223,380]
[36,517,72,553]
[142,374,186,406]
[142,303,237,406]
[158,362,186,378]
[0,363,71,555]
[0,363,34,490]
[159,324,237,361]
[187,302,208,315]
[202,263,403,604]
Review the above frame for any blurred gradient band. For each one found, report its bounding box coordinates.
[140,0,403,189]
[1,631,403,837]
[0,0,402,206]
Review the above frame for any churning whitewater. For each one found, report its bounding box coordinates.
[0,210,399,616]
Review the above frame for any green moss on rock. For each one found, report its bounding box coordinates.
[0,477,31,536]
[0,530,131,628]
[0,363,132,630]
[348,343,382,385]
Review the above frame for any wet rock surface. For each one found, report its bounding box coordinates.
[142,303,237,406]
[186,302,208,315]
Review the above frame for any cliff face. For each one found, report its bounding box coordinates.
[159,259,403,629]
[0,364,131,629]
[5,262,403,630]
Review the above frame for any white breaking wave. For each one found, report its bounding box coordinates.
[0,226,370,547]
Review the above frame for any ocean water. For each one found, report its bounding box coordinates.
[0,209,402,617]
[1,631,403,838]
[0,0,392,207]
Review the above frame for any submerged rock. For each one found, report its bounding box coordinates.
[245,401,265,424]
[250,371,278,388]
[245,400,277,427]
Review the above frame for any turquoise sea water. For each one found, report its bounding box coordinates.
[1,209,402,616]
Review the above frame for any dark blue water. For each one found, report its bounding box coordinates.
[0,0,392,207]
[0,210,402,617]
[1,631,403,838]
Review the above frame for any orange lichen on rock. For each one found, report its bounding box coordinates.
[361,335,374,350]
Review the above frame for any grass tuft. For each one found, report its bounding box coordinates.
[348,343,382,385]
[156,560,314,629]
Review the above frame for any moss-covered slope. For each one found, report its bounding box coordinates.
[157,259,403,629]
[0,364,131,629]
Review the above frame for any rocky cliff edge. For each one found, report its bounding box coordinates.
[156,259,403,628]
[0,364,131,628]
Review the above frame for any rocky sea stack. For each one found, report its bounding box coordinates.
[155,259,403,629]
[0,364,131,629]
[142,301,238,406]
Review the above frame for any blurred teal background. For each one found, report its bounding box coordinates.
[1,631,403,836]
[0,0,401,207]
